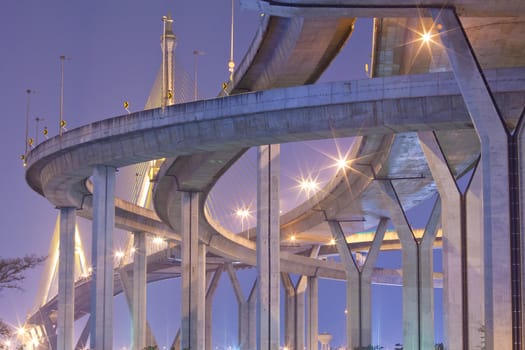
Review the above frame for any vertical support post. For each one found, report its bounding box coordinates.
[466,164,486,349]
[257,144,280,350]
[432,8,513,349]
[133,232,147,350]
[57,207,76,350]
[329,218,387,349]
[281,273,296,349]
[378,181,420,350]
[181,191,206,350]
[75,315,91,350]
[307,275,318,350]
[418,131,464,349]
[418,198,442,349]
[205,267,223,350]
[90,165,116,350]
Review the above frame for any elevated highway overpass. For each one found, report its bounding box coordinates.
[22,2,525,350]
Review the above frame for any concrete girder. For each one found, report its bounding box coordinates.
[432,8,513,348]
[240,0,525,17]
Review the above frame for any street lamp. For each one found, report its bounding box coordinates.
[193,50,206,100]
[24,89,32,155]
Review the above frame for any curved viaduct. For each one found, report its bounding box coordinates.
[24,3,525,350]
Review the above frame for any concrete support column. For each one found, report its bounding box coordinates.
[378,181,420,350]
[328,218,387,349]
[90,165,116,350]
[57,207,76,350]
[75,315,90,350]
[306,276,318,350]
[463,163,486,349]
[226,263,257,350]
[281,273,308,350]
[205,267,223,350]
[418,131,463,349]
[257,144,280,350]
[133,232,147,350]
[181,191,206,350]
[432,9,512,349]
[419,198,441,349]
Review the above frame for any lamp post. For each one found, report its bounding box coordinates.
[193,50,205,101]
[24,89,32,155]
[59,55,65,136]
[161,15,173,109]
[35,117,44,144]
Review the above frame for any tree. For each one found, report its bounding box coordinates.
[0,255,46,339]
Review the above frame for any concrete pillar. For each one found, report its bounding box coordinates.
[226,263,257,349]
[432,9,513,348]
[257,144,280,350]
[75,315,90,350]
[119,261,157,349]
[247,281,258,350]
[465,164,486,349]
[329,218,387,349]
[90,165,116,350]
[418,131,463,349]
[57,207,76,350]
[419,198,441,349]
[133,232,147,350]
[205,267,223,350]
[306,276,318,350]
[281,273,308,350]
[378,181,420,350]
[181,191,206,350]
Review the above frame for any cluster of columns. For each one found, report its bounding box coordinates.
[52,9,524,350]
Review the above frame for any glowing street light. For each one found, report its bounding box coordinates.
[115,250,124,259]
[421,31,432,43]
[298,177,319,199]
[153,236,165,246]
[329,238,336,246]
[235,207,251,234]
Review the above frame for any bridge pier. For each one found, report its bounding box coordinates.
[205,266,223,350]
[282,273,307,350]
[306,275,318,350]
[257,144,281,350]
[90,165,116,350]
[180,191,206,350]
[432,8,514,349]
[226,263,257,349]
[380,180,434,350]
[418,131,465,349]
[57,207,76,350]
[328,218,387,349]
[132,232,148,350]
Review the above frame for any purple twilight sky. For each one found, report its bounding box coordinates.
[0,1,442,349]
